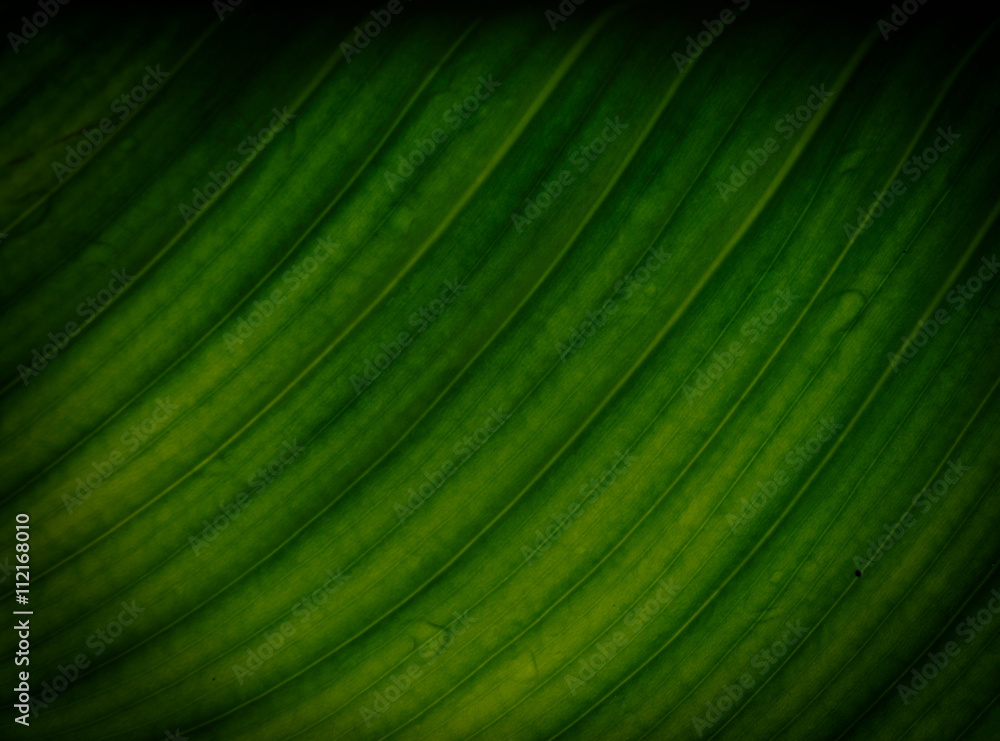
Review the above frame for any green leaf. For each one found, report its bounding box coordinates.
[3,3,999,739]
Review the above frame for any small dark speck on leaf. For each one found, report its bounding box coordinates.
[855,570,862,577]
